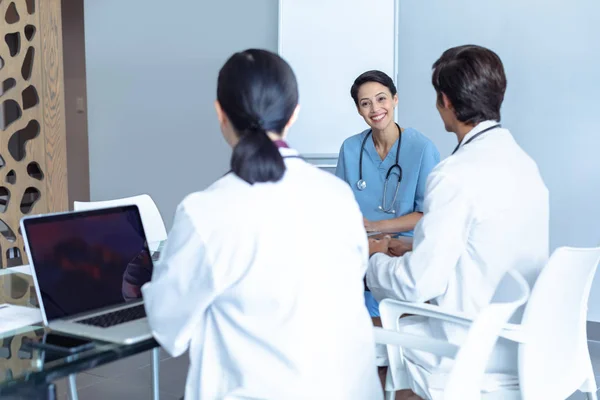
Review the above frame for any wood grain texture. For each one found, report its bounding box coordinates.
[0,0,49,268]
[0,329,41,381]
[39,0,68,213]
[0,0,69,378]
[0,270,38,383]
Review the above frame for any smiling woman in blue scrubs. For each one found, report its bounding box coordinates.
[336,70,440,318]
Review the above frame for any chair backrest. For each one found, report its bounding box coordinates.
[444,270,530,400]
[73,194,167,247]
[518,246,600,400]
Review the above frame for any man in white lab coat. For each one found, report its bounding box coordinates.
[366,45,549,399]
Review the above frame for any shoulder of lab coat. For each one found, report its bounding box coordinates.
[366,164,474,303]
[142,162,369,356]
[141,195,219,357]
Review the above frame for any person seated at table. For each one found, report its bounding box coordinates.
[366,45,549,399]
[335,70,440,322]
[141,49,382,400]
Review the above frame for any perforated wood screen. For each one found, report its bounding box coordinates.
[0,0,67,380]
[0,0,68,268]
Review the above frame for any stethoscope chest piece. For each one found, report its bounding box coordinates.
[356,179,367,191]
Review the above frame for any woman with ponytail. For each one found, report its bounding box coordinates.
[142,49,382,400]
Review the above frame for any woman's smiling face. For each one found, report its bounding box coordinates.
[356,82,398,130]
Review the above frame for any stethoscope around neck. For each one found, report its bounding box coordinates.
[356,123,403,214]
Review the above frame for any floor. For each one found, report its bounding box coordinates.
[54,348,186,400]
[54,342,600,399]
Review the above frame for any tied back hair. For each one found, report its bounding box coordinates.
[217,49,299,184]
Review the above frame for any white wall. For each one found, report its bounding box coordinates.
[84,0,278,226]
[85,0,600,320]
[395,0,600,320]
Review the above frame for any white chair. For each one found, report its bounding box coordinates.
[518,247,600,400]
[74,194,167,252]
[374,270,529,400]
[376,247,600,400]
[71,194,166,400]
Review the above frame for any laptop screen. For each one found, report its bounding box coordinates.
[22,205,154,321]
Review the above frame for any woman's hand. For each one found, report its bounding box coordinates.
[386,238,412,257]
[368,236,391,256]
[363,217,379,232]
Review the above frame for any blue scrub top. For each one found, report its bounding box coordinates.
[335,128,440,237]
[336,127,439,317]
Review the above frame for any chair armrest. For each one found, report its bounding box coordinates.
[379,300,528,343]
[373,327,458,358]
[379,299,476,328]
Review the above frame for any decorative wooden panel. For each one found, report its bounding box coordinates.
[0,272,39,380]
[0,270,35,307]
[0,0,67,379]
[0,0,68,268]
[0,271,39,381]
[0,333,41,381]
[38,0,68,214]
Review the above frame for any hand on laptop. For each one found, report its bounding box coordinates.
[123,249,152,301]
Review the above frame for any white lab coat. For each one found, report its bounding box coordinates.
[142,147,382,400]
[367,121,549,399]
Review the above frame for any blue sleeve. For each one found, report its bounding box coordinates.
[335,143,346,181]
[414,142,440,212]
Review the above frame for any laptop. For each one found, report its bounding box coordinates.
[20,205,154,344]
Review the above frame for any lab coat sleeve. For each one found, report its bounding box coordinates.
[354,204,370,276]
[141,204,216,357]
[335,143,347,181]
[414,142,440,212]
[366,171,471,303]
[338,183,369,276]
[360,234,369,276]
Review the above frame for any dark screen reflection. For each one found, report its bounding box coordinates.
[25,207,153,320]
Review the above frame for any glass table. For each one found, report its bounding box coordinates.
[0,268,158,398]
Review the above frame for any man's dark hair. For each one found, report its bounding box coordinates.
[432,45,507,124]
[350,70,397,106]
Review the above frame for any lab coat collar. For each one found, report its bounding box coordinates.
[457,120,500,151]
[279,146,301,158]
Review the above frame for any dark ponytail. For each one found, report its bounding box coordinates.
[231,125,285,184]
[217,49,299,184]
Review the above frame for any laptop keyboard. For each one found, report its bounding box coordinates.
[78,305,146,328]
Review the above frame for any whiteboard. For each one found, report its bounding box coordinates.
[278,0,399,156]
